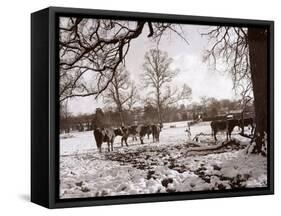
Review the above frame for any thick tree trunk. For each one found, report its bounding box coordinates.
[156,87,163,124]
[248,27,268,153]
[118,105,124,126]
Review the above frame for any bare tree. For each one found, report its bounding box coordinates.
[103,65,138,125]
[199,96,209,117]
[125,81,139,111]
[142,48,179,124]
[59,18,187,103]
[203,26,268,154]
[179,83,192,103]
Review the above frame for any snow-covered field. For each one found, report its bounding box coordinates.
[59,121,267,199]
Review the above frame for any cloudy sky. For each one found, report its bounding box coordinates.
[67,22,237,115]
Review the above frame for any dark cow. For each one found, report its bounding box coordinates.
[136,125,152,144]
[210,120,226,141]
[114,128,124,137]
[93,128,115,152]
[227,119,241,139]
[239,117,255,134]
[120,126,138,146]
[210,119,240,141]
[147,128,152,139]
[113,128,128,147]
[151,124,161,142]
[129,126,138,141]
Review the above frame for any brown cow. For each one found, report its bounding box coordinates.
[136,125,152,144]
[239,117,255,134]
[151,124,161,142]
[120,126,138,146]
[93,128,115,152]
[210,119,240,141]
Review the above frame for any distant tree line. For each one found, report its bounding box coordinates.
[60,97,253,133]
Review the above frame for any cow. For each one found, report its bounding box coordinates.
[93,128,115,152]
[210,119,240,141]
[114,128,124,137]
[151,124,161,142]
[120,126,138,146]
[136,125,152,144]
[146,127,152,139]
[113,127,128,147]
[239,117,255,134]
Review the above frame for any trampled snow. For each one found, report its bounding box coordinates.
[59,121,267,199]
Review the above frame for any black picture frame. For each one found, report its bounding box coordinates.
[31,6,274,209]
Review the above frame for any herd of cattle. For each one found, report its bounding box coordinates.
[93,124,161,152]
[92,117,255,153]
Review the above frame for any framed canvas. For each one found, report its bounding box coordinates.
[31,6,274,208]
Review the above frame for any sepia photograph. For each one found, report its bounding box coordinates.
[58,16,269,199]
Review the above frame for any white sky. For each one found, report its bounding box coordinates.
[67,23,237,115]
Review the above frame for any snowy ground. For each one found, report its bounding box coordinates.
[59,121,267,199]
